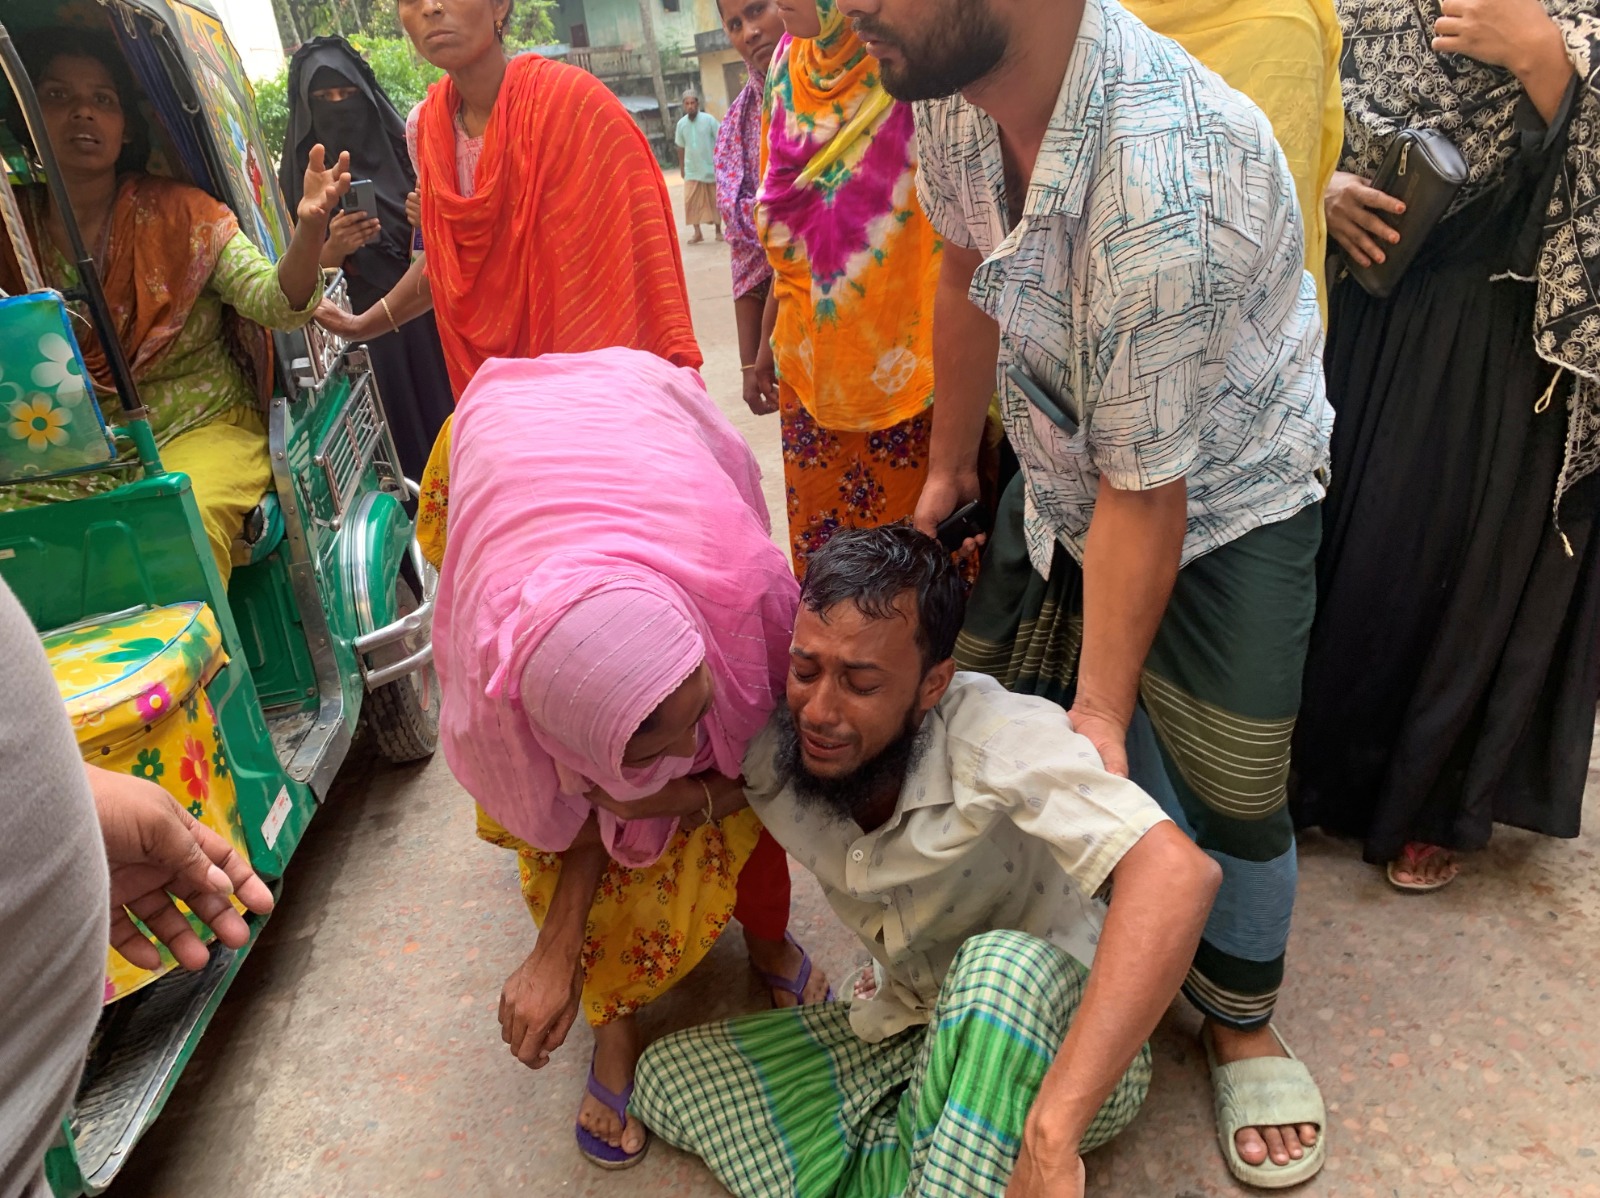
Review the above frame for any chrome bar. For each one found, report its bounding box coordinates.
[364,643,435,690]
[354,600,433,654]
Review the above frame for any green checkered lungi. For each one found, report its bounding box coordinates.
[632,930,1152,1197]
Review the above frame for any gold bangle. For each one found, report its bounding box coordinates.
[699,778,716,827]
[380,296,400,333]
[740,364,756,372]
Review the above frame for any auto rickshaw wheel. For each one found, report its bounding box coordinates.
[360,575,440,763]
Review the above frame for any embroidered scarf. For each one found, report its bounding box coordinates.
[1339,0,1600,530]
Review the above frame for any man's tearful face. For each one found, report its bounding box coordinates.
[776,597,936,823]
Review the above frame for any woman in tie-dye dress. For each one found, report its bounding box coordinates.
[749,0,943,575]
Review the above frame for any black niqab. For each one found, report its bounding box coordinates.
[278,37,413,294]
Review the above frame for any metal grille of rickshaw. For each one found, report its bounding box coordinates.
[312,373,387,529]
[297,273,350,391]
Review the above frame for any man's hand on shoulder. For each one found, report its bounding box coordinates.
[1064,698,1130,779]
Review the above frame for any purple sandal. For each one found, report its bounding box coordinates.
[757,931,836,1006]
[575,1054,649,1170]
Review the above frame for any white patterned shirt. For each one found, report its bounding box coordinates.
[914,0,1333,572]
[744,672,1170,1042]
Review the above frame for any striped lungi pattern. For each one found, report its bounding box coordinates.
[956,474,1321,1030]
[632,930,1152,1198]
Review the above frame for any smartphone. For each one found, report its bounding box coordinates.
[1006,363,1078,436]
[935,500,991,552]
[341,178,378,222]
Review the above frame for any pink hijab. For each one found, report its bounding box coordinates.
[434,349,799,867]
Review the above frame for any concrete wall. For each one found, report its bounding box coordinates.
[212,0,286,80]
[697,48,744,114]
[552,0,701,57]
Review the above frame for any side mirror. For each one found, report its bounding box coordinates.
[0,293,113,486]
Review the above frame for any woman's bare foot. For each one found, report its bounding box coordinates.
[1389,842,1458,890]
[744,929,831,1007]
[578,1015,647,1155]
[1205,1021,1321,1168]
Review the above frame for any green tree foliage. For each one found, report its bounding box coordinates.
[267,0,553,54]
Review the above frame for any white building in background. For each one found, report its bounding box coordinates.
[209,0,286,80]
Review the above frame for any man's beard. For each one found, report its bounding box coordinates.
[771,703,929,825]
[857,1,1008,102]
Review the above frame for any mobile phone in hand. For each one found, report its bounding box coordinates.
[341,178,378,222]
[935,501,991,552]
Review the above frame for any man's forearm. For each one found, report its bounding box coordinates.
[1030,823,1220,1147]
[928,247,999,479]
[1075,476,1187,727]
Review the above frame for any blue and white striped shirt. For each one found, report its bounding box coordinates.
[914,0,1333,571]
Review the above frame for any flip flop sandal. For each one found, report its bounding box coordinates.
[1386,842,1458,893]
[756,931,836,1007]
[1203,1025,1327,1190]
[575,1053,650,1170]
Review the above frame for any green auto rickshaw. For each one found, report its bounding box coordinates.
[0,2,438,1193]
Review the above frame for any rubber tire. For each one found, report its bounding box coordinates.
[360,575,439,763]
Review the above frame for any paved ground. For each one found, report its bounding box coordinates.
[106,198,1600,1198]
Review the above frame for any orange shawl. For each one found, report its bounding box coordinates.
[416,54,701,395]
[0,175,268,397]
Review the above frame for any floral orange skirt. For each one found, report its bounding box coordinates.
[476,804,763,1027]
[781,382,933,578]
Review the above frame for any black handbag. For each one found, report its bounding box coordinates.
[1346,129,1470,299]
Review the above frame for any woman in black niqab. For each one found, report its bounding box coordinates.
[280,36,452,481]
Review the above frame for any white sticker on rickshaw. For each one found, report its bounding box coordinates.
[262,787,293,850]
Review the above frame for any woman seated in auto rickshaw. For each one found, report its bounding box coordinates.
[0,30,351,583]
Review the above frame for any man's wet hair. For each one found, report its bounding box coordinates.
[801,525,965,670]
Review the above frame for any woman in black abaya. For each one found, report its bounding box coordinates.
[1293,0,1600,891]
[279,37,452,481]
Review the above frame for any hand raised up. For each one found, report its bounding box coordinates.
[298,144,353,233]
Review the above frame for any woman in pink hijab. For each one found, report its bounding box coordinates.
[434,348,829,1169]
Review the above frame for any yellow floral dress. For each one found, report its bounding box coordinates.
[477,804,763,1026]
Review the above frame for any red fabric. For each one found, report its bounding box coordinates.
[415,54,701,395]
[732,828,791,941]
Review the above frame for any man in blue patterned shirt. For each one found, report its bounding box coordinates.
[835,0,1333,1186]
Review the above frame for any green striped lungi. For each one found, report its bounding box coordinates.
[956,475,1320,1031]
[632,930,1152,1198]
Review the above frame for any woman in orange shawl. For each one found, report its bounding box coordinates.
[748,0,943,576]
[314,0,700,557]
